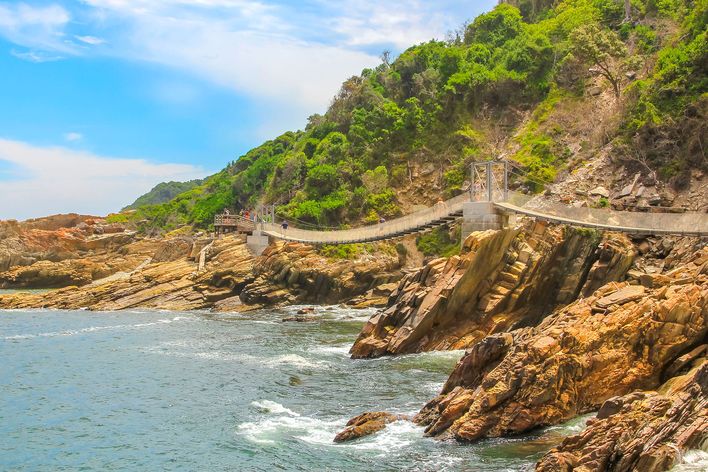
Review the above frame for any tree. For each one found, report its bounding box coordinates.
[570,23,629,98]
[380,50,392,67]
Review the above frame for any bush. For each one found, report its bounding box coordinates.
[416,227,460,257]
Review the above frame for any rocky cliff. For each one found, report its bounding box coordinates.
[536,359,707,472]
[350,221,636,358]
[0,235,401,312]
[0,214,158,288]
[237,241,401,308]
[413,246,707,442]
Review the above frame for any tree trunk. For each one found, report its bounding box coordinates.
[623,0,632,22]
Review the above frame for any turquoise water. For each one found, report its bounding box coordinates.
[1,307,587,471]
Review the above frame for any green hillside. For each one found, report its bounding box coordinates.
[123,179,205,211]
[114,0,707,232]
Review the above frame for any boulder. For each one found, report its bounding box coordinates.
[589,186,610,198]
[334,412,409,443]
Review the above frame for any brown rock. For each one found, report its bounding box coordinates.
[282,314,318,322]
[593,285,646,309]
[413,252,708,443]
[334,412,409,443]
[536,361,708,472]
[350,223,635,359]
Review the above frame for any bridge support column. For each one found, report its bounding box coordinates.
[461,202,511,241]
[246,230,270,256]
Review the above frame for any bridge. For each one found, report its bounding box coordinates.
[216,161,708,251]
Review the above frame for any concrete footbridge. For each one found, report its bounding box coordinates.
[215,161,708,252]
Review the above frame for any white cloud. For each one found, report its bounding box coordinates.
[0,3,73,52]
[64,132,83,142]
[0,1,494,123]
[0,138,206,220]
[324,0,455,49]
[10,49,63,62]
[79,1,379,113]
[74,34,105,45]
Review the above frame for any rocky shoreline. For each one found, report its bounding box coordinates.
[1,213,706,471]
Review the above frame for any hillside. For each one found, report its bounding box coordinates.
[122,179,205,211]
[114,0,707,233]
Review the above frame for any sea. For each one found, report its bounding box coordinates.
[1,305,705,471]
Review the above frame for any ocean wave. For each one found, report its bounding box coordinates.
[237,401,343,445]
[279,305,378,322]
[251,400,301,417]
[671,450,708,471]
[3,316,195,341]
[307,344,352,356]
[263,354,330,369]
[237,400,423,452]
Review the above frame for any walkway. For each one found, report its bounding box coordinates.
[259,190,708,243]
[261,193,470,244]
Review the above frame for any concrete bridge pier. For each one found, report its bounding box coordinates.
[461,202,512,241]
[247,230,270,255]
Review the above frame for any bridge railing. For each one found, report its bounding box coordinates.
[503,191,708,236]
[214,214,256,231]
[262,192,471,244]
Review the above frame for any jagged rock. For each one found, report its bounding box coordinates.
[282,315,318,322]
[414,249,707,442]
[334,412,409,443]
[536,361,707,472]
[0,235,256,311]
[350,222,635,359]
[662,344,707,382]
[152,237,192,262]
[593,285,645,309]
[0,236,405,312]
[240,241,401,306]
[589,186,610,198]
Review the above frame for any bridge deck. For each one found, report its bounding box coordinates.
[249,191,708,244]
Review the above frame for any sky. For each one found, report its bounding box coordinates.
[0,0,496,220]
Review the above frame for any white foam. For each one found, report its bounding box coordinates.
[337,420,424,452]
[251,400,300,417]
[236,404,343,446]
[307,344,352,356]
[2,316,195,341]
[238,399,424,453]
[263,354,330,369]
[424,381,445,396]
[671,450,708,471]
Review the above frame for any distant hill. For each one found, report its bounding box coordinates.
[122,179,205,211]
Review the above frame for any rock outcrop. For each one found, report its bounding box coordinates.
[0,235,255,311]
[350,222,635,358]
[536,360,707,472]
[238,241,401,307]
[413,247,707,442]
[0,235,404,311]
[334,412,409,443]
[0,214,156,288]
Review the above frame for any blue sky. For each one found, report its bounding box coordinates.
[0,0,496,220]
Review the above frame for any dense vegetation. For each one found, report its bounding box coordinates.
[120,0,706,233]
[123,179,205,211]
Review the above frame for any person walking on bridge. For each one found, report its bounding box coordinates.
[281,220,289,235]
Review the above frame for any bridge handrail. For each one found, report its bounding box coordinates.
[502,190,708,236]
[214,214,256,228]
[262,192,471,244]
[249,188,708,244]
